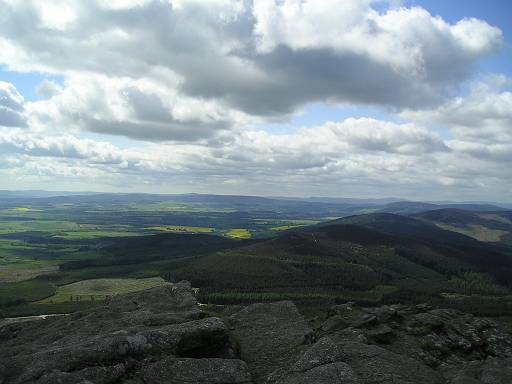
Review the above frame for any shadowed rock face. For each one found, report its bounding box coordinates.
[230,300,315,383]
[140,358,253,384]
[0,282,511,384]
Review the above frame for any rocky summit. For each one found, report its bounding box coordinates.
[1,282,511,384]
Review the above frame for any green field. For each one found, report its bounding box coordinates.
[10,207,44,212]
[225,228,251,239]
[54,230,142,239]
[0,220,79,234]
[0,278,56,306]
[0,264,59,283]
[146,225,215,233]
[37,277,169,303]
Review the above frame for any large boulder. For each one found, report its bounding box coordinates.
[318,302,512,384]
[0,281,235,384]
[338,341,443,384]
[35,364,126,384]
[445,357,512,384]
[266,337,360,384]
[141,358,253,384]
[230,301,314,383]
[269,362,359,384]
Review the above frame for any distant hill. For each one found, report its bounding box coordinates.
[0,190,98,199]
[0,192,364,220]
[272,196,403,205]
[169,221,512,308]
[414,208,512,245]
[375,201,507,215]
[2,191,508,217]
[60,232,241,270]
[325,213,480,247]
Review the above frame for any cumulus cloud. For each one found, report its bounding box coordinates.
[0,129,127,163]
[35,79,62,99]
[2,115,509,200]
[252,2,501,68]
[0,0,503,140]
[401,76,512,167]
[403,76,512,143]
[326,118,449,154]
[0,81,26,127]
[0,1,509,201]
[3,117,445,168]
[25,75,252,140]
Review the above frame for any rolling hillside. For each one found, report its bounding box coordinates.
[168,222,512,313]
[59,232,242,270]
[324,213,480,246]
[374,201,507,215]
[414,208,512,245]
[3,216,512,318]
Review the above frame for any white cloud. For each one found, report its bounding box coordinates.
[1,115,509,200]
[35,79,62,99]
[0,81,26,127]
[35,0,77,31]
[0,1,509,200]
[0,0,503,140]
[0,128,129,164]
[402,76,512,145]
[252,1,501,75]
[25,74,254,140]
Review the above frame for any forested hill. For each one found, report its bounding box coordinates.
[167,220,512,314]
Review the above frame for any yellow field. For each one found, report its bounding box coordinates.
[11,207,43,212]
[270,225,305,231]
[146,225,215,233]
[37,277,169,303]
[225,228,251,239]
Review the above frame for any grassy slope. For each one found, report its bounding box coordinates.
[38,277,169,303]
[413,209,512,245]
[0,277,56,306]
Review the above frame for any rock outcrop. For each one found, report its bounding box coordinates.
[230,300,314,382]
[0,282,511,383]
[0,281,238,384]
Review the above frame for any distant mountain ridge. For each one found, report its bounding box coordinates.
[1,190,510,211]
[0,190,99,198]
[375,201,507,214]
[271,196,403,205]
[324,212,482,247]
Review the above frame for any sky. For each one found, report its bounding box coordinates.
[0,0,511,202]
